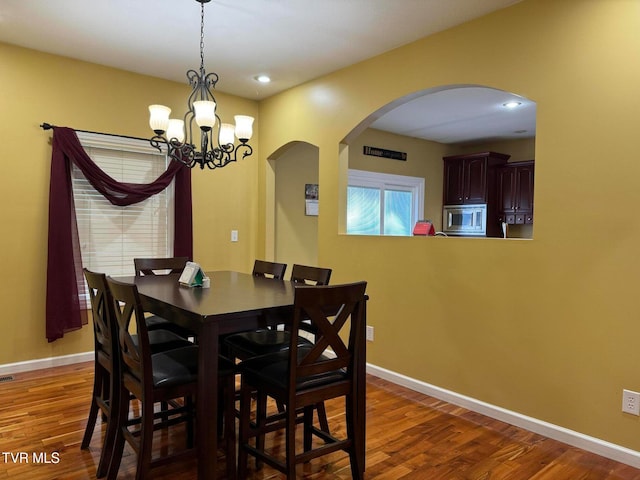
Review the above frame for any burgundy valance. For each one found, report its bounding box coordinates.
[46,127,192,342]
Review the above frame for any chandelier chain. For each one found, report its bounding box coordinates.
[200,1,205,74]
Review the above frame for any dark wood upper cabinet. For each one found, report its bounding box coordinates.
[443,159,465,205]
[497,161,535,225]
[443,152,509,206]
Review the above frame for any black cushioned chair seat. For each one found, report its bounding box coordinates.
[151,346,236,389]
[132,329,192,355]
[145,314,195,339]
[224,329,313,359]
[238,346,346,391]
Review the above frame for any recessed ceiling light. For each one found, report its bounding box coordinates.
[503,101,522,109]
[254,75,271,84]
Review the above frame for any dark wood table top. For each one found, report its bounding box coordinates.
[117,270,296,333]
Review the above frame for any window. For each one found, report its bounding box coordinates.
[72,132,174,285]
[347,169,424,236]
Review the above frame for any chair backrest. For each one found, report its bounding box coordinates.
[252,260,287,280]
[288,282,367,388]
[83,268,118,363]
[134,257,189,277]
[290,264,332,286]
[106,277,150,391]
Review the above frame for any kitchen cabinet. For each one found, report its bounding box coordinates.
[497,161,534,225]
[443,152,510,205]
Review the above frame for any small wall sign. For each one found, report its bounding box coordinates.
[305,184,319,216]
[363,145,407,161]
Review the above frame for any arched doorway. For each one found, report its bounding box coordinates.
[266,141,320,271]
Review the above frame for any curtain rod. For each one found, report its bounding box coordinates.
[40,122,149,143]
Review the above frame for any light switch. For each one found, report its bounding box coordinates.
[231,230,238,242]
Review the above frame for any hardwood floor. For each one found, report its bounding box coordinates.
[0,361,639,479]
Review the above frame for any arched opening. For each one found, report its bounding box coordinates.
[341,85,536,239]
[264,141,320,269]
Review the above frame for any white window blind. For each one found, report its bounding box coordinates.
[72,132,174,286]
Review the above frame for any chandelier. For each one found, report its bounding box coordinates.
[148,0,254,170]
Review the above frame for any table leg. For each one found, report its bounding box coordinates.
[198,323,219,479]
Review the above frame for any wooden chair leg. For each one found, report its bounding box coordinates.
[224,377,237,480]
[96,407,116,478]
[255,390,268,469]
[303,406,313,452]
[96,372,119,478]
[346,393,364,480]
[285,404,297,479]
[316,401,330,432]
[185,396,194,449]
[81,382,100,449]
[135,398,155,480]
[106,388,129,480]
[160,400,169,422]
[237,382,252,479]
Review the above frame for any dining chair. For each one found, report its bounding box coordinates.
[223,259,289,358]
[224,263,332,359]
[291,263,332,286]
[237,281,368,479]
[80,269,120,478]
[105,277,237,480]
[81,269,194,478]
[224,263,333,432]
[252,259,287,279]
[133,257,194,339]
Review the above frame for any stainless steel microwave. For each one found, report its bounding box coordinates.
[442,204,487,236]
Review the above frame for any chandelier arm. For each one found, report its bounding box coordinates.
[168,142,197,168]
[150,135,168,153]
[219,142,234,154]
[237,143,253,160]
[203,72,219,91]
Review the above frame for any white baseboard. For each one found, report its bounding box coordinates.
[367,363,640,469]
[0,352,93,376]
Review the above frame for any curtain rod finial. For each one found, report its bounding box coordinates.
[41,123,54,130]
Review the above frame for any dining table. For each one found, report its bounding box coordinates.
[115,270,367,479]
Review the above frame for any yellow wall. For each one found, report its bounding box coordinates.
[0,43,259,365]
[256,0,640,452]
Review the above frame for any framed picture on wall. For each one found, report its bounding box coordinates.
[305,183,319,216]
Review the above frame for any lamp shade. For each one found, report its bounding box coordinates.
[234,115,254,141]
[219,123,235,146]
[194,100,216,131]
[166,119,185,143]
[149,105,171,134]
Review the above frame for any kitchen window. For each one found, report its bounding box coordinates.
[347,169,424,236]
[72,132,174,298]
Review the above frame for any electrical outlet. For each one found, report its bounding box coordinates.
[622,389,640,415]
[366,325,374,342]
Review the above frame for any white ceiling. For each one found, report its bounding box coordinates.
[370,86,536,144]
[0,0,534,144]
